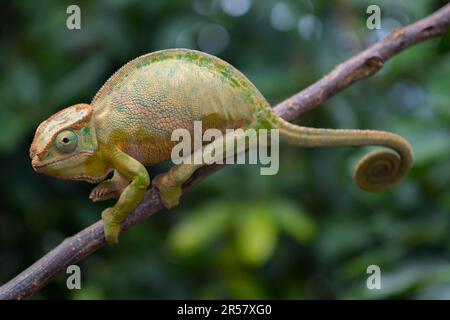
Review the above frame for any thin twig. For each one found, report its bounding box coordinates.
[1,3,449,300]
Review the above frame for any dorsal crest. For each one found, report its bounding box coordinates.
[90,48,257,107]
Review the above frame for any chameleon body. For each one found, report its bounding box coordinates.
[30,49,413,245]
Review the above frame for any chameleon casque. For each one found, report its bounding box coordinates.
[29,49,413,245]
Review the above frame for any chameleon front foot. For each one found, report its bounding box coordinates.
[152,174,182,209]
[102,207,121,245]
[90,181,122,202]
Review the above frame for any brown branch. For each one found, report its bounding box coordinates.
[1,3,449,300]
[273,4,450,119]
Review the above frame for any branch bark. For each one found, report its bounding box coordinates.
[1,3,449,300]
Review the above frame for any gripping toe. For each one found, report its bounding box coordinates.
[152,174,182,209]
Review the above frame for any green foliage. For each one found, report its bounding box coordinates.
[1,0,450,299]
[169,202,231,255]
[169,200,313,267]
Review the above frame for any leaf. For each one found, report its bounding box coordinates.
[168,202,231,255]
[274,201,316,244]
[235,205,279,266]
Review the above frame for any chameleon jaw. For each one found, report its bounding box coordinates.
[31,151,94,171]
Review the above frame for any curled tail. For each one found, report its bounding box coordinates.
[271,117,413,192]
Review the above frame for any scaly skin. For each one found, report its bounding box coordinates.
[29,49,413,245]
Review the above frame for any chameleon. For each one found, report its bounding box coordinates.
[29,49,413,245]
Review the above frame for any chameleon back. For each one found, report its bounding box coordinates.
[91,49,270,164]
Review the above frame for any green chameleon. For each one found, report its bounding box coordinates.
[29,49,413,245]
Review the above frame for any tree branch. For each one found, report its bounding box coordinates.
[1,3,449,300]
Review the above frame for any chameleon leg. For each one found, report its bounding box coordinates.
[152,162,202,209]
[102,150,150,245]
[89,170,130,202]
[153,128,252,209]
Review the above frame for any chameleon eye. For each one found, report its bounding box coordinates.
[55,130,78,153]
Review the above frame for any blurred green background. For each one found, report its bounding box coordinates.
[1,0,450,299]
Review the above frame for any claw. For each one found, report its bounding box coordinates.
[90,182,121,202]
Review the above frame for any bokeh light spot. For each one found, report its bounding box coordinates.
[219,0,252,17]
[270,2,296,31]
[298,15,322,41]
[197,24,230,54]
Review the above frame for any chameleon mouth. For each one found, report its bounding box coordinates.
[31,159,50,171]
[52,173,108,184]
[31,152,92,171]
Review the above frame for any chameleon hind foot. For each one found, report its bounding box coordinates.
[102,207,121,245]
[153,154,210,209]
[152,173,182,209]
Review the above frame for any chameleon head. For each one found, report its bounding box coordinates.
[30,103,105,183]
